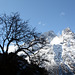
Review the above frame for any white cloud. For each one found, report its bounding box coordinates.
[60,12,65,16]
[4,43,18,53]
[38,21,46,26]
[38,21,41,25]
[42,24,46,26]
[8,45,18,53]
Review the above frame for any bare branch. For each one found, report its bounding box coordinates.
[0,12,46,56]
[6,38,19,53]
[0,45,4,53]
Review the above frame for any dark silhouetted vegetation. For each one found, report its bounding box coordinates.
[0,52,48,75]
[0,13,47,75]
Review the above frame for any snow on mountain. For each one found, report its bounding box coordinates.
[6,28,75,74]
[50,36,63,45]
[41,30,56,43]
[30,27,75,75]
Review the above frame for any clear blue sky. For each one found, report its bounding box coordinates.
[0,0,75,34]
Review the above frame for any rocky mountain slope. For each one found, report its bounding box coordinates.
[30,27,75,75]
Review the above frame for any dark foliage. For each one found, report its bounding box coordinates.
[0,52,48,75]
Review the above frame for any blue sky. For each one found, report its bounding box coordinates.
[0,0,75,34]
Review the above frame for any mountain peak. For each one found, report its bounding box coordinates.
[42,31,56,43]
[62,27,73,35]
[43,30,56,37]
[64,27,71,32]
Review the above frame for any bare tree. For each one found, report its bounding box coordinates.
[0,13,46,57]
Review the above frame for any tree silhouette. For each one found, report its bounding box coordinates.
[0,13,48,75]
[0,52,48,75]
[0,12,46,56]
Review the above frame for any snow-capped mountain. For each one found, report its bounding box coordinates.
[41,30,56,43]
[30,27,75,75]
